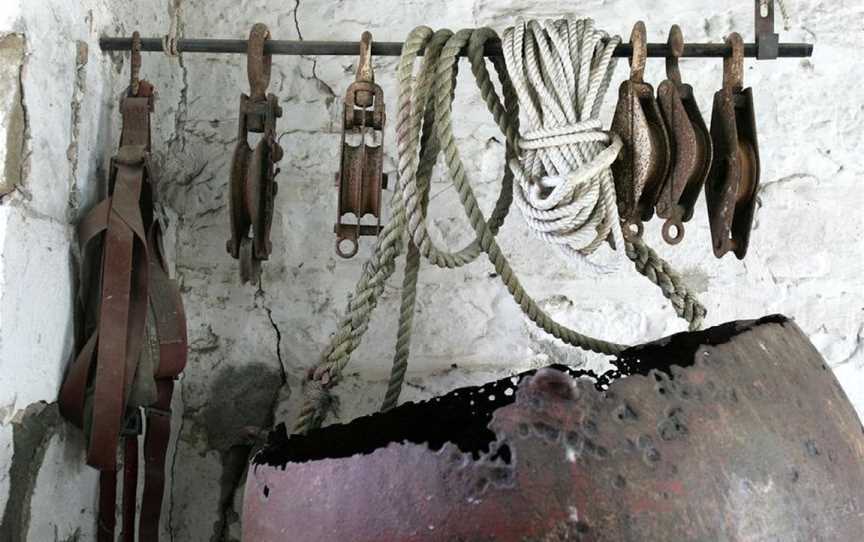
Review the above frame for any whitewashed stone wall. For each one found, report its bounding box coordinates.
[1,0,862,540]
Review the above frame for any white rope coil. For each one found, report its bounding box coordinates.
[502,18,624,266]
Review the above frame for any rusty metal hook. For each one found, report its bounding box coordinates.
[723,32,744,91]
[356,31,374,84]
[130,31,142,95]
[628,21,647,83]
[247,23,272,102]
[353,31,375,111]
[665,25,684,87]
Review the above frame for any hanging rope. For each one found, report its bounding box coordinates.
[293,21,705,433]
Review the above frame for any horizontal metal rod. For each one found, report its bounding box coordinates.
[100,37,813,58]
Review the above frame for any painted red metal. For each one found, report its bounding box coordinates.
[244,317,864,541]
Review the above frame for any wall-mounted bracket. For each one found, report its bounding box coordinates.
[755,0,780,60]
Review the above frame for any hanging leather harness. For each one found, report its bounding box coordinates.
[58,33,187,542]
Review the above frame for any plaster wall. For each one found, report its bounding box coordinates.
[0,0,862,540]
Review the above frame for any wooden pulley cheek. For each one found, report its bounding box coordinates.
[610,20,672,238]
[705,32,761,259]
[656,25,713,245]
[226,99,252,261]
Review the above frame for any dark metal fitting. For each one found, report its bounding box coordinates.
[755,0,780,60]
[120,408,144,437]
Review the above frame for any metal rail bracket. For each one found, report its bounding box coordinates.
[755,0,780,60]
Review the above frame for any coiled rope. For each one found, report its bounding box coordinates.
[293,21,705,434]
[503,18,624,264]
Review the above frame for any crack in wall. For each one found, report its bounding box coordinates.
[15,33,31,199]
[292,0,335,100]
[264,306,287,385]
[167,0,189,151]
[167,379,185,542]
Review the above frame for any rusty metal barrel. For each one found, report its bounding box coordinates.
[244,316,864,541]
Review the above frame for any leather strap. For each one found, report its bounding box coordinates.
[139,379,174,542]
[60,79,187,541]
[139,226,187,541]
[98,470,117,542]
[149,227,188,379]
[123,434,139,542]
[58,199,113,428]
[87,159,150,470]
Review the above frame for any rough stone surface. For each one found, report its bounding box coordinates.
[0,0,863,540]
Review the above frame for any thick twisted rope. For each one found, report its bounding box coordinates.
[294,23,705,433]
[380,30,453,411]
[503,18,624,263]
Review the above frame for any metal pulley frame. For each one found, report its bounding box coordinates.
[333,32,388,259]
[611,21,671,239]
[655,25,713,245]
[226,23,284,283]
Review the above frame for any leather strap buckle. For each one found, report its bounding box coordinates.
[120,408,143,437]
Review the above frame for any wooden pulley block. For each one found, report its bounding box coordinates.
[705,32,761,259]
[611,21,672,239]
[656,25,713,245]
[227,23,284,283]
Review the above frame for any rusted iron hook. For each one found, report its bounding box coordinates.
[130,31,142,95]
